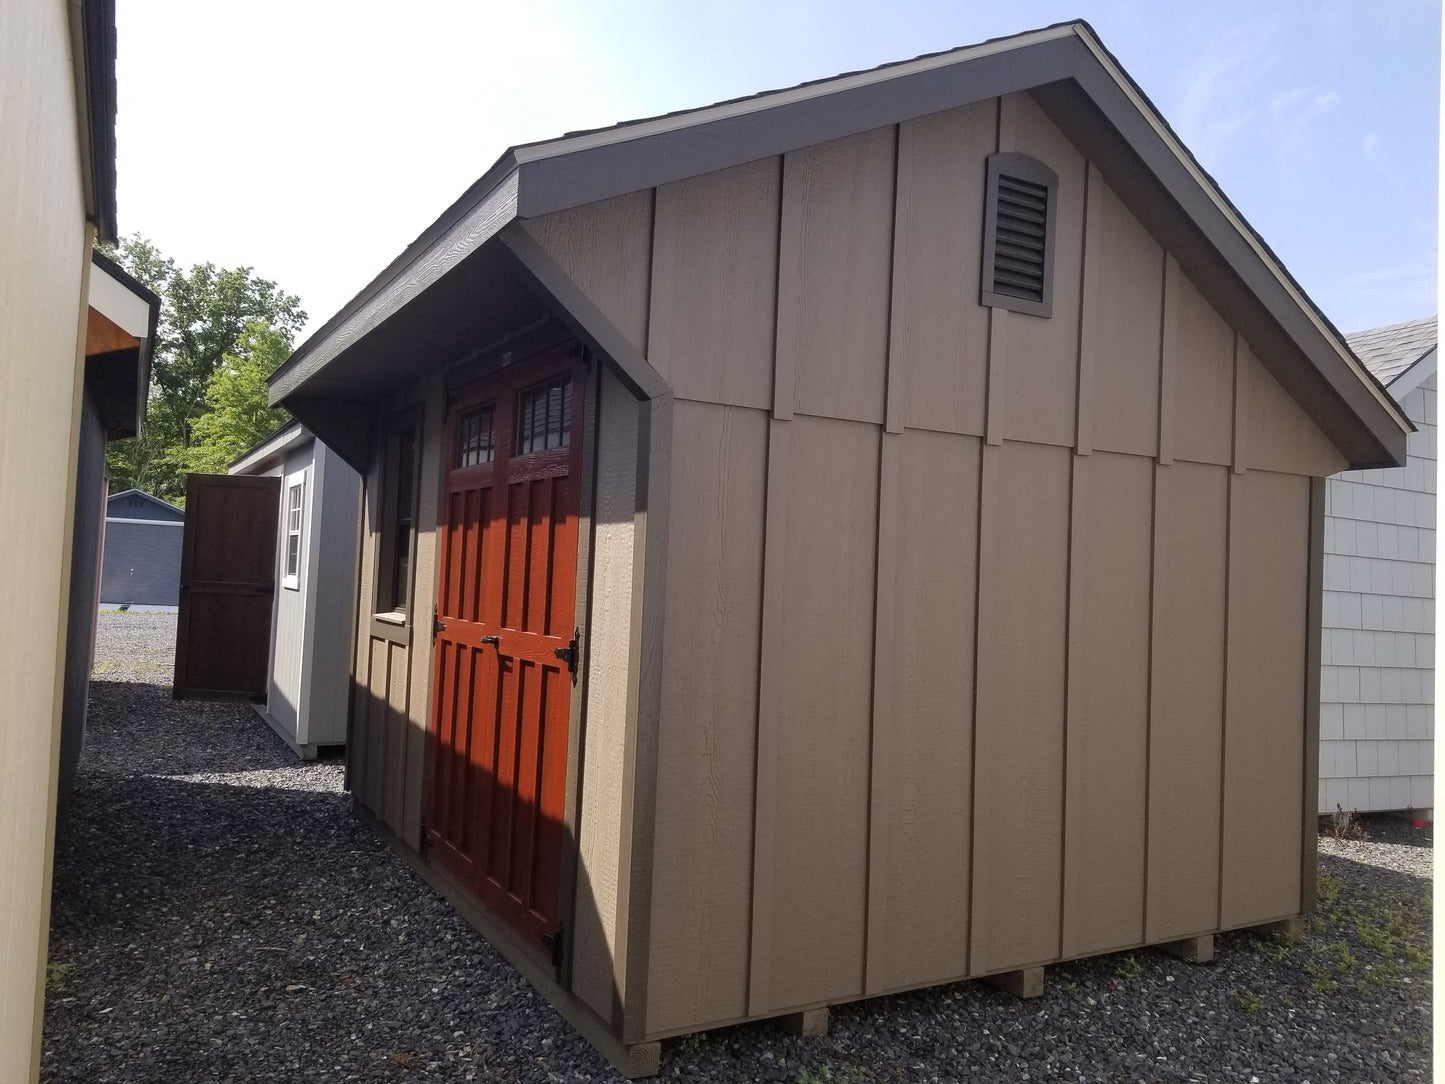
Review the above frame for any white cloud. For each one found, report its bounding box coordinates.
[1170,17,1288,169]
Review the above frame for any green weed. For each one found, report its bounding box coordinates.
[45,961,73,995]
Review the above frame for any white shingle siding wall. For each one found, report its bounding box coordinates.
[1320,373,1435,815]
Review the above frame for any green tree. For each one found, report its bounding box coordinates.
[178,322,293,475]
[95,235,305,500]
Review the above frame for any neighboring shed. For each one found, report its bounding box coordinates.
[0,0,155,1070]
[1320,316,1436,817]
[227,423,362,758]
[267,22,1410,1075]
[99,489,184,607]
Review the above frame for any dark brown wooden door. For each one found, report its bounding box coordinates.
[427,344,585,955]
[173,473,280,700]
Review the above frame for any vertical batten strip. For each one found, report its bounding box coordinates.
[1060,452,1088,957]
[864,433,901,994]
[1158,256,1178,466]
[748,418,791,1016]
[1143,463,1168,940]
[983,96,1008,448]
[884,124,909,437]
[771,154,798,422]
[749,143,796,1014]
[1301,475,1325,913]
[621,393,672,1043]
[985,311,1007,446]
[1216,471,1239,926]
[1231,332,1247,475]
[1139,460,1159,940]
[1074,164,1101,456]
[560,361,603,993]
[967,443,1002,971]
[866,121,907,992]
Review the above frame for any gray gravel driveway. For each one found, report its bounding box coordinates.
[42,612,1431,1082]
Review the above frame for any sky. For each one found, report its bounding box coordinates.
[112,0,1439,343]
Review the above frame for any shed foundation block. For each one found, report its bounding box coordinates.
[983,966,1044,999]
[1253,916,1306,944]
[778,1007,830,1037]
[1156,934,1215,963]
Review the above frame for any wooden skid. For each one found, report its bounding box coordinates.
[623,1042,662,1078]
[983,967,1044,999]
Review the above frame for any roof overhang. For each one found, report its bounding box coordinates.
[1387,345,1438,402]
[69,0,119,243]
[86,251,159,440]
[228,420,313,475]
[272,19,1410,470]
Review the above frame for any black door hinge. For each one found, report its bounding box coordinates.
[540,923,565,970]
[554,630,580,683]
[433,606,445,636]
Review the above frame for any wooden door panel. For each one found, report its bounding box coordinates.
[426,344,585,956]
[173,473,280,700]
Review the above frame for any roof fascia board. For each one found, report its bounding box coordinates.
[496,224,670,400]
[71,0,119,242]
[270,168,521,402]
[1387,346,1438,401]
[514,29,1080,218]
[88,259,153,338]
[1064,27,1410,439]
[228,420,311,475]
[91,249,160,436]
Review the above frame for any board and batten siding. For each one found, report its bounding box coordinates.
[1320,373,1436,814]
[521,88,1347,1041]
[349,376,445,852]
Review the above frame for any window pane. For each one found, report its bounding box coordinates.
[516,377,572,454]
[455,405,495,467]
[391,428,418,612]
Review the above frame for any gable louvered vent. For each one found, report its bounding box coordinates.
[981,152,1058,318]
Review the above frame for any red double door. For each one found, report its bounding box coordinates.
[426,345,585,956]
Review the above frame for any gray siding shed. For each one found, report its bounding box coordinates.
[99,489,184,607]
[1320,317,1436,816]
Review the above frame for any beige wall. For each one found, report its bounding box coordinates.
[523,89,1346,1040]
[0,0,92,1078]
[349,377,442,850]
[347,85,1351,1050]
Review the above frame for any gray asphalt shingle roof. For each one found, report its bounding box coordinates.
[1346,316,1437,386]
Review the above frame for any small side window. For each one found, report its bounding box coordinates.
[980,152,1058,318]
[282,471,305,590]
[375,415,421,622]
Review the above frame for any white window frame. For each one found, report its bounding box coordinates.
[282,469,306,591]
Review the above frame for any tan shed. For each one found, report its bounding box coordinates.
[269,22,1410,1076]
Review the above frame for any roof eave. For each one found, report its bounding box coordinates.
[269,158,522,403]
[1387,346,1439,402]
[228,420,311,475]
[272,19,1409,470]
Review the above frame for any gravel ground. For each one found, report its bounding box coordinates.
[43,612,1431,1083]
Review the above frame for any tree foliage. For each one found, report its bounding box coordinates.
[177,322,294,476]
[95,235,306,501]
